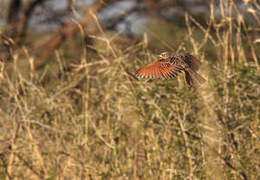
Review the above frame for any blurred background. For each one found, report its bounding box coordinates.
[0,0,259,179]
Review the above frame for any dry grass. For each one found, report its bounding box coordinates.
[0,1,259,179]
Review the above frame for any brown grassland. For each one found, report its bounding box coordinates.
[0,0,259,179]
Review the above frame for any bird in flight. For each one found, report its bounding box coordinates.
[135,52,206,86]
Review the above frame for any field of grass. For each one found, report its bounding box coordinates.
[0,1,259,180]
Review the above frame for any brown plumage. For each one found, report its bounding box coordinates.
[135,52,206,86]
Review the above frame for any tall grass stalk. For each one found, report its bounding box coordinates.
[0,0,259,179]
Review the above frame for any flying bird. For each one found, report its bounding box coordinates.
[135,52,206,86]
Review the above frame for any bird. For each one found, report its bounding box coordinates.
[135,52,206,86]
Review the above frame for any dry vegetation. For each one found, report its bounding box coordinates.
[0,0,259,179]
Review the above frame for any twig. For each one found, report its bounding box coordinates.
[13,152,44,180]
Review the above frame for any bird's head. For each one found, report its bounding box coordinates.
[159,52,171,59]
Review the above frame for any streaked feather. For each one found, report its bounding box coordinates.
[136,59,183,79]
[135,52,206,86]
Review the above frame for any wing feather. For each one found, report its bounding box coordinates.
[155,68,160,78]
[161,67,171,78]
[183,54,201,71]
[136,60,183,79]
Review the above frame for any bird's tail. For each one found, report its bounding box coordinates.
[184,68,206,87]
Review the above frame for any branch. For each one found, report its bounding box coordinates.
[0,0,21,62]
[7,0,21,26]
[34,0,111,70]
[16,0,45,43]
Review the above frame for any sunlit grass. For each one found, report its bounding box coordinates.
[0,1,259,179]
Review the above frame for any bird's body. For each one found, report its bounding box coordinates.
[135,52,206,86]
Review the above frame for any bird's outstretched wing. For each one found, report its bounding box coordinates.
[135,60,183,79]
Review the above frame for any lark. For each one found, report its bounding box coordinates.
[135,52,206,86]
